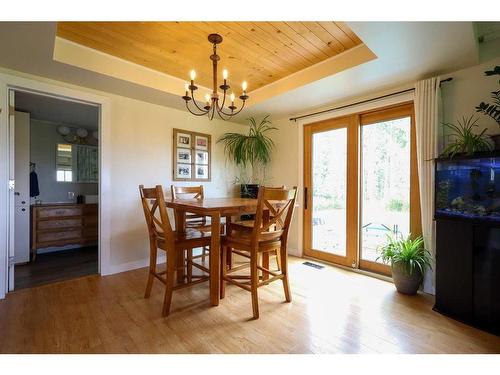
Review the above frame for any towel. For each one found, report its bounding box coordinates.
[30,170,39,197]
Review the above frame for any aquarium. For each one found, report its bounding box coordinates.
[435,153,500,222]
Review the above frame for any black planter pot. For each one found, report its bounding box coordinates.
[240,184,259,220]
[240,184,259,198]
[491,134,500,150]
[391,262,423,295]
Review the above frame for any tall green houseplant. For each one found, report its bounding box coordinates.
[218,115,277,186]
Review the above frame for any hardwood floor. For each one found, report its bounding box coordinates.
[0,256,499,354]
[14,246,98,290]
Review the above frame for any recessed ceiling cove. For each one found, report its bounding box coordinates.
[57,22,364,90]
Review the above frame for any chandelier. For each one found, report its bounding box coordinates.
[182,33,249,120]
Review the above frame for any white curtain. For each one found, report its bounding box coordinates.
[415,77,440,295]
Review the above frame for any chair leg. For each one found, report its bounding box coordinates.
[226,248,233,269]
[280,245,291,303]
[275,249,282,271]
[176,250,185,284]
[250,251,260,319]
[162,250,177,316]
[187,249,193,283]
[262,251,270,280]
[202,246,207,263]
[220,245,227,299]
[144,244,157,298]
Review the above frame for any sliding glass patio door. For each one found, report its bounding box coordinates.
[303,116,358,267]
[303,103,420,275]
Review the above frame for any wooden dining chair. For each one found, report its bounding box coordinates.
[220,186,298,319]
[171,185,210,265]
[139,185,212,316]
[231,186,286,272]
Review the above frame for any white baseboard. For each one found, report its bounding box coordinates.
[101,254,166,276]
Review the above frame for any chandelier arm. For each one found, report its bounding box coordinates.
[222,99,246,117]
[219,89,227,110]
[190,89,209,113]
[215,109,234,121]
[216,106,235,118]
[186,101,209,116]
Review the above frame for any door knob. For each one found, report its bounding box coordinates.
[21,208,26,212]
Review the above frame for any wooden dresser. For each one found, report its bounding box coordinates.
[31,203,98,261]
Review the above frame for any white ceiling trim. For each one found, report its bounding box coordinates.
[249,43,377,106]
[53,36,213,100]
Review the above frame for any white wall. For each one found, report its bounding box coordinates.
[30,119,98,203]
[0,66,244,296]
[107,96,242,270]
[440,56,500,152]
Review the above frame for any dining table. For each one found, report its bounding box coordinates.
[165,197,259,307]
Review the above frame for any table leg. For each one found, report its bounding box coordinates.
[225,215,233,269]
[175,210,186,284]
[209,212,221,306]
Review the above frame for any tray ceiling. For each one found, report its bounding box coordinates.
[57,22,363,92]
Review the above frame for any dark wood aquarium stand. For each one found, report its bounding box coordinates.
[434,151,500,336]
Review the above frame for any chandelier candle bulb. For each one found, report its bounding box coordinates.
[230,92,235,103]
[190,70,196,81]
[242,81,248,92]
[223,69,228,80]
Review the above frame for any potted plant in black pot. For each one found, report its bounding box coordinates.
[441,115,491,158]
[377,234,432,295]
[218,115,276,199]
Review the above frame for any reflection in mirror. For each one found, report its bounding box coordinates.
[56,143,73,182]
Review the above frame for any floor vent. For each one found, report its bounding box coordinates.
[302,261,324,270]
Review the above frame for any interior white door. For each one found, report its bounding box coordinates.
[14,111,30,264]
[8,89,15,291]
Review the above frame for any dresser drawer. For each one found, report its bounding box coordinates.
[38,229,82,243]
[38,218,82,230]
[83,227,98,238]
[37,206,82,219]
[83,215,98,227]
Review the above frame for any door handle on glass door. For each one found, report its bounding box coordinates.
[304,187,308,210]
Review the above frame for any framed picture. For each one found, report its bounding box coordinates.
[177,148,191,163]
[176,164,192,179]
[195,150,208,165]
[195,135,209,150]
[173,129,211,181]
[176,132,191,148]
[195,165,209,180]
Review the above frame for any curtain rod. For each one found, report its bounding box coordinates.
[289,77,453,122]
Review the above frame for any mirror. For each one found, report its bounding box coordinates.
[55,143,98,183]
[56,143,73,182]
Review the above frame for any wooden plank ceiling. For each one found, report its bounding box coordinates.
[57,22,363,91]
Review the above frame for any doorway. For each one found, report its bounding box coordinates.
[8,88,100,290]
[303,102,421,276]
